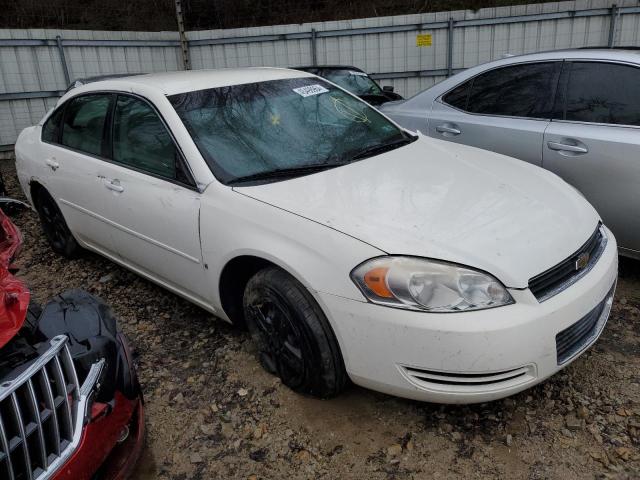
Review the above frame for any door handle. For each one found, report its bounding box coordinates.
[547,141,588,154]
[104,179,124,193]
[44,158,59,171]
[435,124,461,136]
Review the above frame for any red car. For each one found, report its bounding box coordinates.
[0,208,144,480]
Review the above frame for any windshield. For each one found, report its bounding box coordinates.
[169,78,405,184]
[320,69,383,96]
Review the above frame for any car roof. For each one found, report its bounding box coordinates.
[61,67,315,98]
[390,48,640,106]
[294,65,365,72]
[479,47,640,67]
[65,73,146,92]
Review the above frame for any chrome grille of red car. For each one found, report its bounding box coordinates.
[0,335,80,480]
[528,224,606,302]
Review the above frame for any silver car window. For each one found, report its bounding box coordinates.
[443,62,561,119]
[561,62,640,127]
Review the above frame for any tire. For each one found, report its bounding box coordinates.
[243,267,347,398]
[33,188,79,257]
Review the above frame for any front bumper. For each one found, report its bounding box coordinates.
[52,394,144,480]
[318,226,618,404]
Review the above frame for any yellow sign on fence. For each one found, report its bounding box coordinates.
[416,34,433,47]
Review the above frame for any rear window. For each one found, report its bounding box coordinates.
[318,69,383,96]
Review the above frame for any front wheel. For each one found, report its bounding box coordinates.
[243,267,347,398]
[33,188,79,258]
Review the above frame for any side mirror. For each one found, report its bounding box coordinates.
[383,85,394,93]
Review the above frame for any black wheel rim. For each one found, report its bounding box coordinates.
[38,196,69,251]
[247,295,306,388]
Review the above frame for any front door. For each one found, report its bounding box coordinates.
[543,60,640,255]
[100,94,209,303]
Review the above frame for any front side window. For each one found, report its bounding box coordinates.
[461,62,560,118]
[61,94,111,156]
[112,95,177,179]
[169,78,408,184]
[562,62,640,126]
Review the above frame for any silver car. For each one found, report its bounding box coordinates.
[381,49,640,259]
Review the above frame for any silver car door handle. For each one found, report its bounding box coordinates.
[44,158,59,171]
[547,141,588,154]
[435,125,461,135]
[104,179,124,193]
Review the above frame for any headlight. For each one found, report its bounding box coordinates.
[351,256,513,312]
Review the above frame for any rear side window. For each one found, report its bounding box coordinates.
[42,107,64,143]
[61,95,111,156]
[562,62,640,126]
[112,95,177,179]
[443,81,471,110]
[465,62,560,118]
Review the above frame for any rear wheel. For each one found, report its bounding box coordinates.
[243,266,347,398]
[33,188,79,257]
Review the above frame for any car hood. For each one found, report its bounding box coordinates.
[378,99,406,110]
[234,136,600,288]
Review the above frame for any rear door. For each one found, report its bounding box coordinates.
[98,93,210,303]
[427,61,562,166]
[543,61,640,255]
[40,93,118,256]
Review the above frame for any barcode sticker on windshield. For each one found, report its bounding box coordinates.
[349,71,368,77]
[293,84,329,97]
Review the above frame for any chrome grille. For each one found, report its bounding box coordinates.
[529,225,607,302]
[0,336,80,480]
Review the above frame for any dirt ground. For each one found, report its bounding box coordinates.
[2,160,639,480]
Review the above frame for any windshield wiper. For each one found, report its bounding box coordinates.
[228,162,348,185]
[350,135,417,161]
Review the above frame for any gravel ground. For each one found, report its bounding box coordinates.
[2,160,639,479]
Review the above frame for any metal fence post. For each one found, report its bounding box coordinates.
[311,29,318,66]
[175,0,191,70]
[447,18,454,77]
[608,4,619,48]
[56,36,71,86]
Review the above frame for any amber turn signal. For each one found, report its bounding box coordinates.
[363,267,394,298]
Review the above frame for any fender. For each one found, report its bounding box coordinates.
[199,185,384,313]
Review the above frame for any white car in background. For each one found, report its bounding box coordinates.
[15,68,617,404]
[381,49,640,259]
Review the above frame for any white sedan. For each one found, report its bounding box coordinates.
[15,68,617,404]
